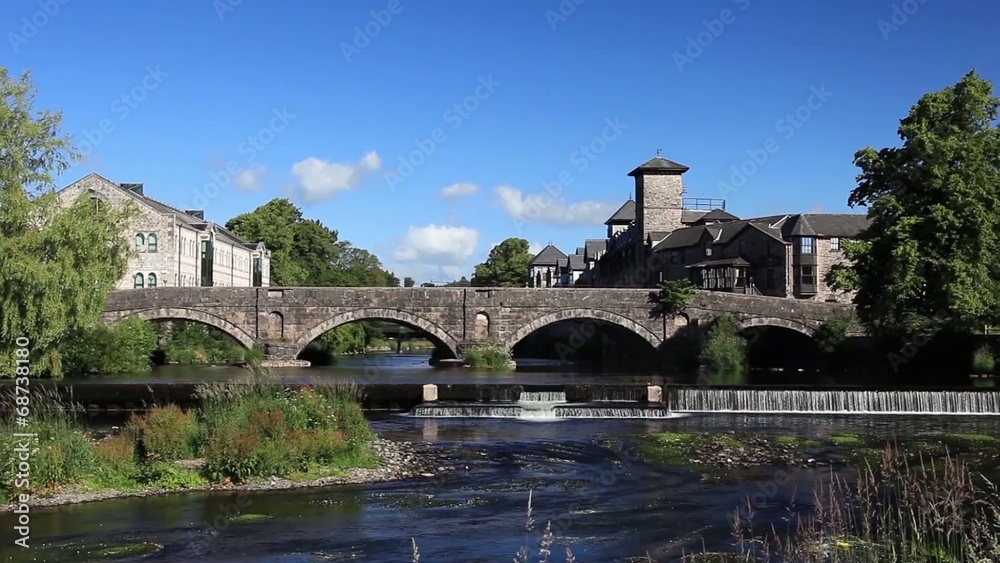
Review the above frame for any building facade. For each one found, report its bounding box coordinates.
[526,155,869,303]
[56,173,271,290]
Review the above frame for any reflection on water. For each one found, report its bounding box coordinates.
[7,414,1000,562]
[56,353,664,385]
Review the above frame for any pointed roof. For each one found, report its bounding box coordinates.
[529,244,567,266]
[628,156,689,177]
[604,199,636,225]
[691,208,740,224]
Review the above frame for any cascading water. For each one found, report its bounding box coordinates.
[673,389,1000,415]
[409,389,677,419]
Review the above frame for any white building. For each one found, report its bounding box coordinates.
[56,173,271,290]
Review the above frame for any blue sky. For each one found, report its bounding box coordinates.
[4,0,998,283]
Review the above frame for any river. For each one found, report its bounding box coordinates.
[5,354,1000,561]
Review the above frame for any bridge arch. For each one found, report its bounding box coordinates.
[295,308,460,358]
[112,307,255,349]
[737,316,815,337]
[503,308,663,351]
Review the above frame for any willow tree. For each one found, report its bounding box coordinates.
[829,71,1000,338]
[0,69,134,376]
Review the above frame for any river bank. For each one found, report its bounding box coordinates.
[2,437,458,512]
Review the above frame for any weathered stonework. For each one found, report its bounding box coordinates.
[101,287,855,362]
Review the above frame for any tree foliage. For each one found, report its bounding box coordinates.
[0,69,134,376]
[651,279,697,318]
[831,71,1000,338]
[472,238,533,287]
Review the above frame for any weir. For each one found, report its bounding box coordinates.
[672,388,1000,415]
[410,389,676,419]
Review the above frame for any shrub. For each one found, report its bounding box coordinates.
[198,382,374,483]
[972,345,995,375]
[465,341,512,370]
[62,317,157,376]
[698,315,747,378]
[127,405,199,461]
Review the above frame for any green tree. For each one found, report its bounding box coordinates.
[698,315,747,379]
[226,199,307,285]
[403,277,415,287]
[829,71,1000,338]
[651,279,697,318]
[472,238,532,287]
[63,317,157,375]
[0,69,135,377]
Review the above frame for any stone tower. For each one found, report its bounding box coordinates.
[628,154,688,242]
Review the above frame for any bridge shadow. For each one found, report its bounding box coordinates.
[511,319,659,374]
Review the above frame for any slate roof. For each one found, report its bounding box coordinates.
[692,209,740,224]
[559,254,587,272]
[575,247,585,255]
[681,210,708,224]
[627,156,690,176]
[65,173,263,249]
[782,214,870,237]
[650,212,868,253]
[686,257,751,268]
[605,199,635,225]
[584,239,607,260]
[646,231,672,245]
[530,244,567,266]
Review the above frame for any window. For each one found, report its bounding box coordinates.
[800,265,815,285]
[135,233,145,251]
[830,237,840,251]
[800,237,814,254]
[200,240,214,286]
[148,233,158,252]
[133,273,144,288]
[147,273,157,288]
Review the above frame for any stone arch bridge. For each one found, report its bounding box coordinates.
[100,287,854,364]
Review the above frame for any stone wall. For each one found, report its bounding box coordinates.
[635,173,684,241]
[102,287,855,362]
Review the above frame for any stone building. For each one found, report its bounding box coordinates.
[55,173,271,290]
[527,154,869,303]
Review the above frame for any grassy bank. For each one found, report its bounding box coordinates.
[0,382,378,501]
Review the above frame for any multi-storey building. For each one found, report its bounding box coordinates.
[527,154,869,303]
[56,173,271,290]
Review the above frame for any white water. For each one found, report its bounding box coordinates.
[674,389,1000,415]
[410,389,676,419]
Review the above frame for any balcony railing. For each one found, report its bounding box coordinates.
[682,197,726,211]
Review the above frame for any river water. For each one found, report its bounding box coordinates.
[6,355,1000,561]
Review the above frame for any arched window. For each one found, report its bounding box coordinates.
[135,233,145,251]
[133,273,144,288]
[147,273,157,288]
[148,233,158,252]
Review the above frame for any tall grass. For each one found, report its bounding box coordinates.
[0,387,95,497]
[197,381,376,482]
[719,446,1000,562]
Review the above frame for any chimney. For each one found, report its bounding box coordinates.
[120,183,144,195]
[185,210,205,220]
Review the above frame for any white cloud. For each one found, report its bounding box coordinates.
[528,241,545,255]
[441,182,480,199]
[291,151,381,202]
[234,165,266,191]
[393,224,480,266]
[493,185,616,226]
